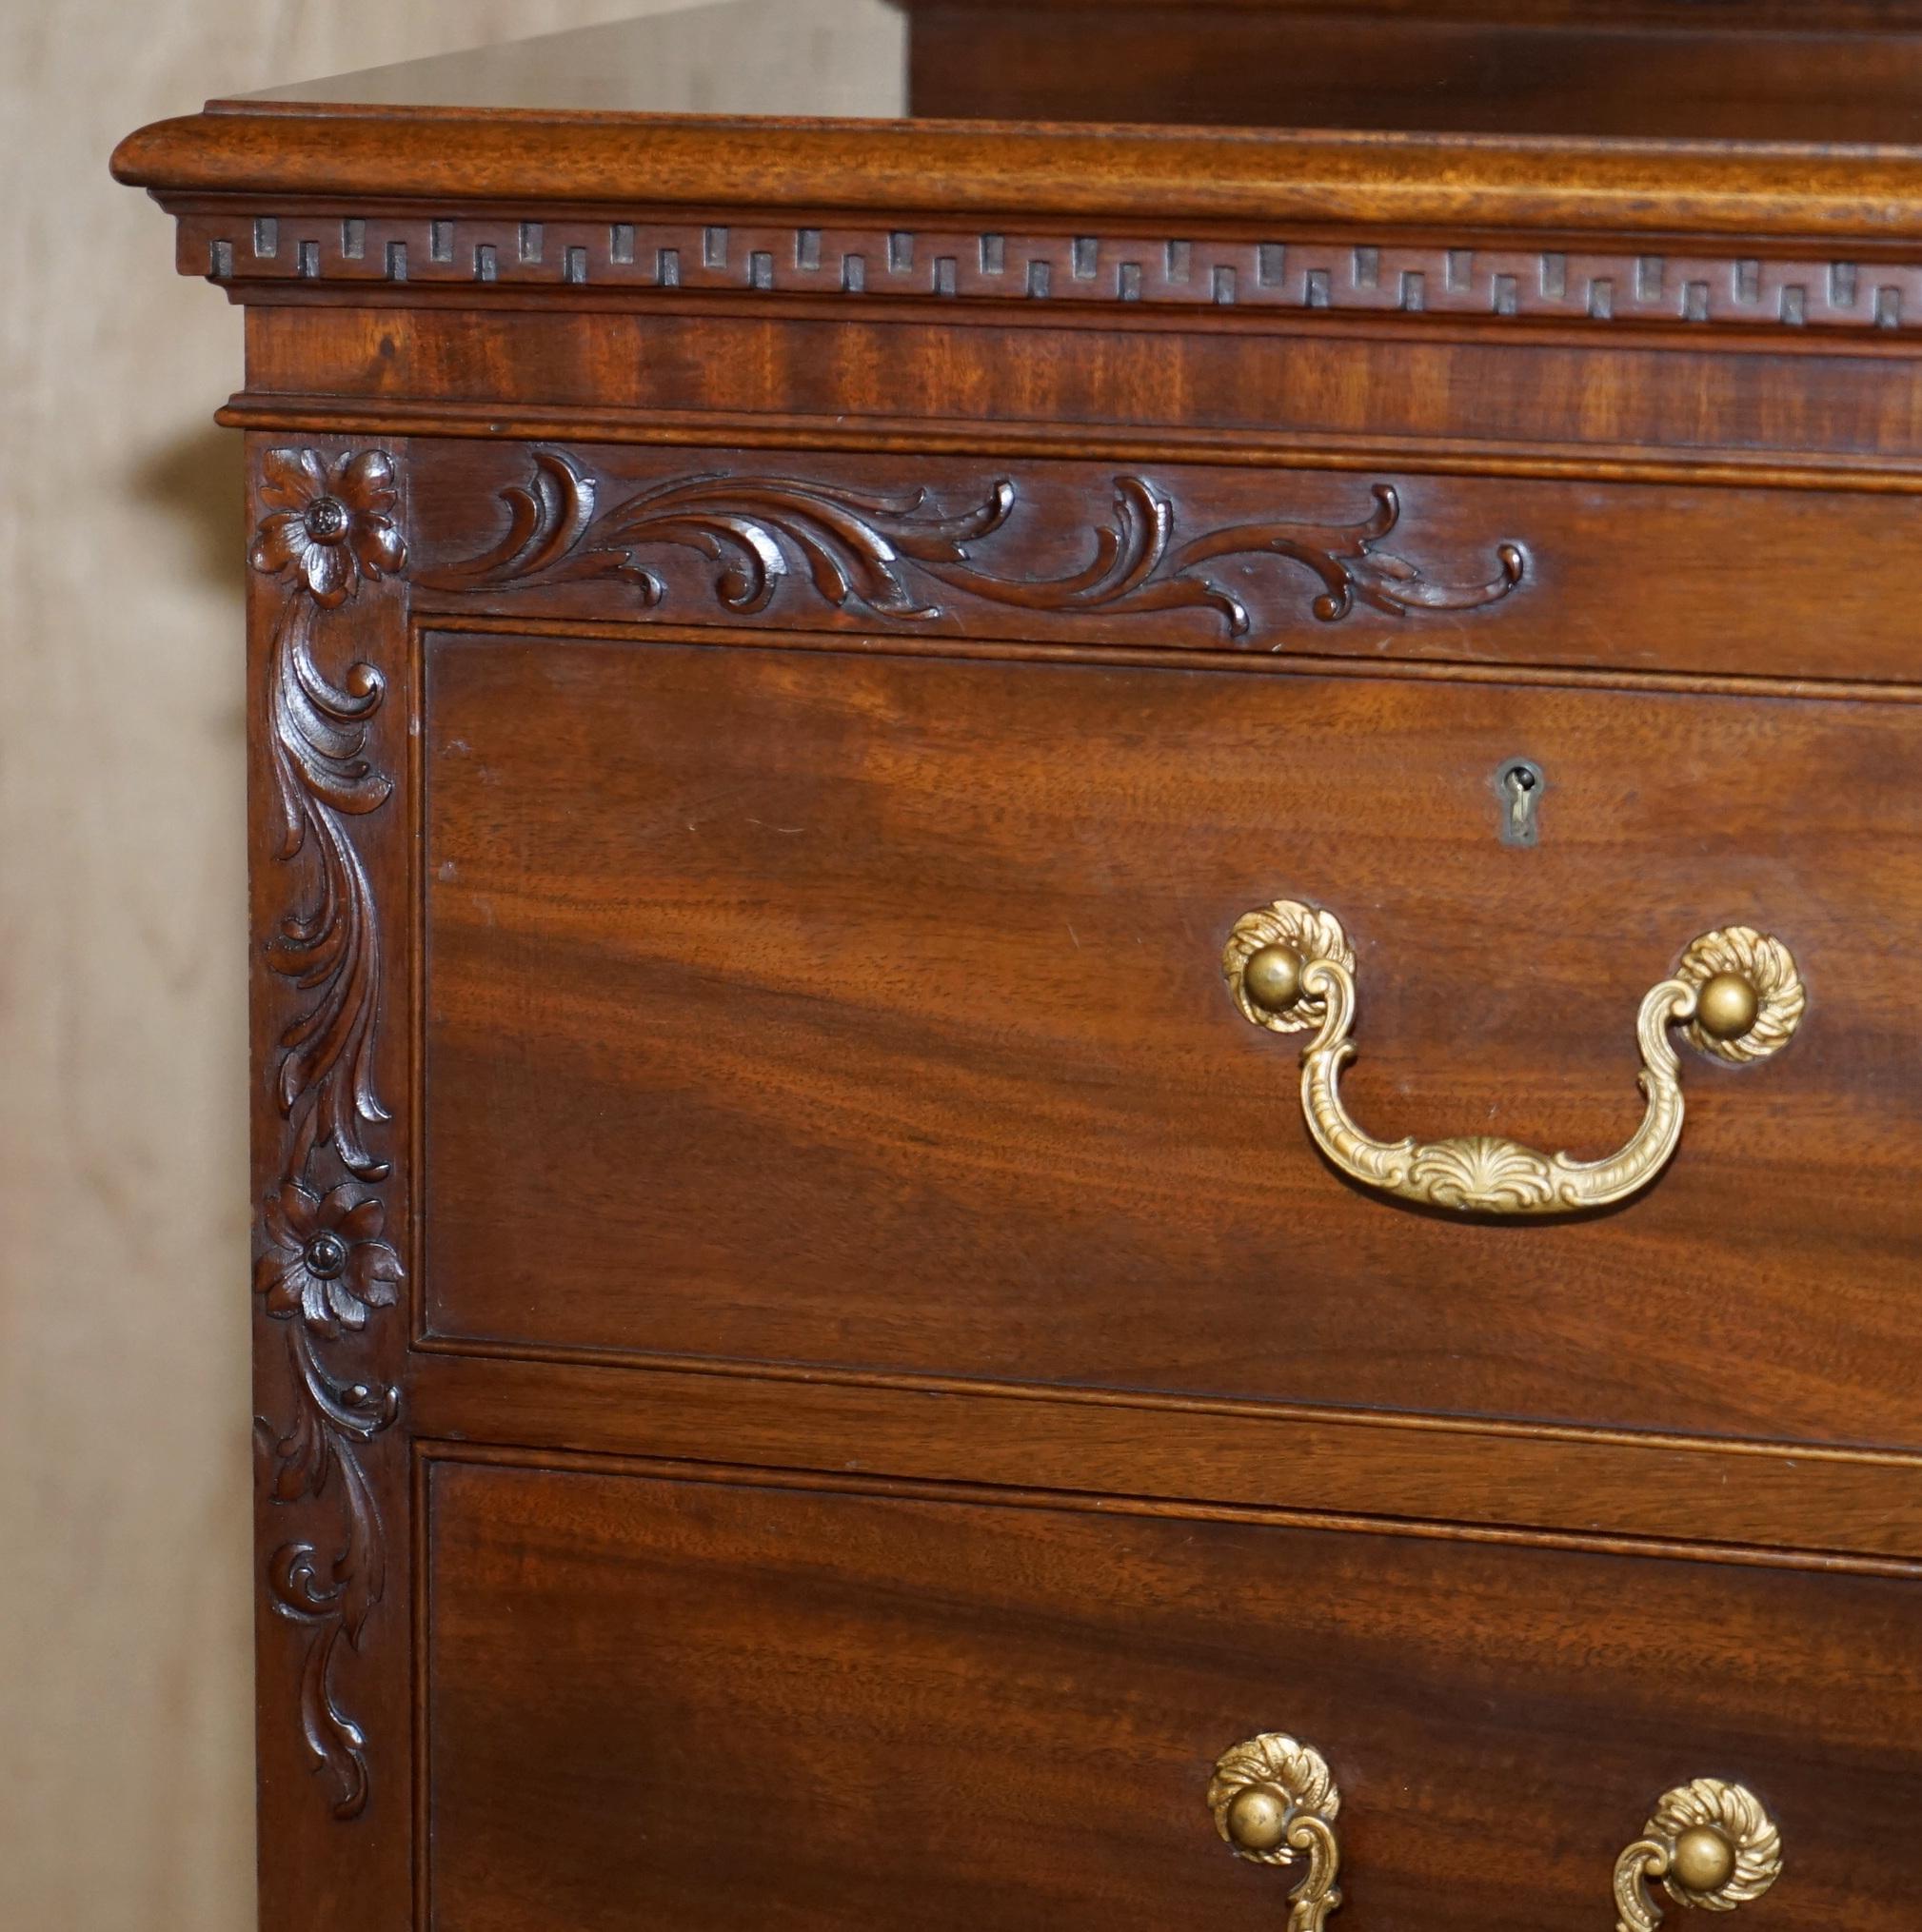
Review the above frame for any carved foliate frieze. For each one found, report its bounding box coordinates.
[414,447,1525,636]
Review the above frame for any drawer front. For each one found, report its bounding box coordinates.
[421,631,1922,1447]
[425,1455,1922,1931]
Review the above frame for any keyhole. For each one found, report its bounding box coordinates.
[1496,758,1544,847]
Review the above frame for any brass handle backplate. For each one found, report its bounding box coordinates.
[1223,901,1803,1216]
[1209,1733,1343,1932]
[1614,1779,1784,1931]
[1211,1741,1783,1929]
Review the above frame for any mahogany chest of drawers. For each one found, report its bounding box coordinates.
[115,3,1922,1925]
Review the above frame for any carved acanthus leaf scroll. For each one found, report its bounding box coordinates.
[416,447,1525,638]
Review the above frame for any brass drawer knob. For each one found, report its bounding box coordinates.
[1223,902,1803,1216]
[1212,1742,1782,1929]
[1208,1733,1342,1930]
[1614,1779,1784,1930]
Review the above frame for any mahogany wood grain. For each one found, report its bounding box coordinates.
[420,629,1921,1448]
[424,1451,1922,1932]
[118,110,1922,244]
[235,307,1922,479]
[405,1351,1922,1567]
[932,0,1922,24]
[908,2,1922,141]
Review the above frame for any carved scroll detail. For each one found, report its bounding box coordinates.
[415,447,1525,637]
[248,447,406,1821]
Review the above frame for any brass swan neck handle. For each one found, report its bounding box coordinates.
[1223,902,1803,1217]
[1211,1736,1783,1928]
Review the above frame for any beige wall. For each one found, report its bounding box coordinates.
[0,6,671,1927]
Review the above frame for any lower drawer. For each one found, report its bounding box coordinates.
[425,1454,1922,1931]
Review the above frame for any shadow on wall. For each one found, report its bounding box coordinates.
[133,423,248,590]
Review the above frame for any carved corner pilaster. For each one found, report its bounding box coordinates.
[246,441,410,1826]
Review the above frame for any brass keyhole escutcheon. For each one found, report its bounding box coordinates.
[1496,756,1544,846]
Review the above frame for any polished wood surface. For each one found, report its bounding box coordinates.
[112,3,1922,1925]
[108,0,1922,246]
[907,0,1922,139]
[422,630,1920,1446]
[426,1453,1922,1932]
[407,1351,1922,1565]
[222,0,1922,145]
[235,309,1922,483]
[111,110,1922,242]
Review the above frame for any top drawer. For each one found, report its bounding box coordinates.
[420,629,1922,1449]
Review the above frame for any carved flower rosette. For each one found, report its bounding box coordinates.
[249,445,407,1822]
